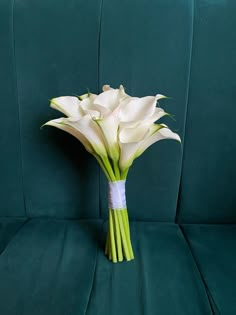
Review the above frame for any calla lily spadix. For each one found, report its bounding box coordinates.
[42,85,181,263]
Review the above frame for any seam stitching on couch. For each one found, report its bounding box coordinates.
[11,0,27,217]
[137,222,147,314]
[84,222,101,315]
[0,218,30,256]
[97,0,104,220]
[174,0,195,223]
[97,0,103,91]
[98,165,102,219]
[178,224,219,314]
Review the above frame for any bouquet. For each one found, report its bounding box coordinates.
[43,85,181,263]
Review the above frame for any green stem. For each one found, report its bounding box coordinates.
[109,209,117,263]
[109,239,112,260]
[94,155,111,181]
[122,209,134,259]
[113,210,123,261]
[117,210,131,261]
[105,222,109,255]
[112,160,120,180]
[120,168,129,180]
[102,156,116,182]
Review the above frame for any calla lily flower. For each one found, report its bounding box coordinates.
[44,115,108,158]
[119,94,167,122]
[94,108,120,162]
[43,117,93,154]
[94,84,128,112]
[66,115,108,157]
[50,96,83,119]
[44,84,180,175]
[119,122,181,172]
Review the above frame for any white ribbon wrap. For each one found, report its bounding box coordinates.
[108,180,126,210]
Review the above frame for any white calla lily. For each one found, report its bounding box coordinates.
[94,85,128,112]
[43,114,108,158]
[136,126,181,157]
[119,122,150,143]
[79,96,108,118]
[92,104,111,117]
[119,122,180,172]
[43,118,93,154]
[118,122,155,171]
[50,96,83,119]
[149,107,169,122]
[119,94,167,122]
[102,85,112,91]
[94,108,120,162]
[79,94,97,109]
[119,142,140,172]
[44,85,180,180]
[64,115,108,157]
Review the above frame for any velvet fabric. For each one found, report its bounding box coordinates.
[0,0,235,314]
[1,0,101,218]
[182,225,236,314]
[87,222,212,315]
[0,220,212,315]
[176,0,236,223]
[0,0,25,216]
[0,218,27,253]
[0,219,100,315]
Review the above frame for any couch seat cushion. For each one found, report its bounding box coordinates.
[182,224,236,314]
[87,222,212,315]
[0,219,212,314]
[0,218,27,253]
[0,218,100,315]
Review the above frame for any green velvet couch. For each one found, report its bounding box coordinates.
[1,0,235,314]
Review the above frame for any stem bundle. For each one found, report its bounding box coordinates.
[105,208,134,262]
[94,155,134,262]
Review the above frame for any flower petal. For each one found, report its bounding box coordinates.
[118,121,159,170]
[119,94,167,123]
[92,104,111,117]
[118,124,180,171]
[43,118,93,153]
[136,127,181,157]
[50,96,82,118]
[149,107,168,122]
[119,123,150,143]
[94,109,120,161]
[119,96,154,122]
[119,142,140,171]
[62,115,108,157]
[79,95,96,111]
[156,94,168,101]
[79,94,112,118]
[78,93,97,100]
[94,85,128,111]
[118,120,154,171]
[102,84,112,91]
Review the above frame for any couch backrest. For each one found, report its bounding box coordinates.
[0,0,101,218]
[177,0,236,223]
[1,0,235,222]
